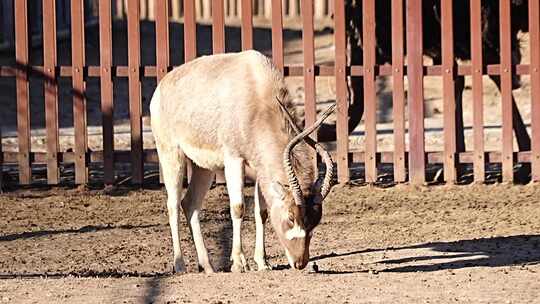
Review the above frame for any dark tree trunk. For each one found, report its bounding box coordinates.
[318,0,365,142]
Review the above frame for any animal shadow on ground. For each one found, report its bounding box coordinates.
[312,235,540,273]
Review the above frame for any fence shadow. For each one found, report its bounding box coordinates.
[0,223,159,242]
[0,270,170,280]
[312,234,540,273]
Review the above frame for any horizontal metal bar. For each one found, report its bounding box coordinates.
[0,150,532,165]
[0,64,535,78]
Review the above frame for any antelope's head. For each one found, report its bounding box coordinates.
[269,103,336,270]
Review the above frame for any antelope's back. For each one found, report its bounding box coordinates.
[150,50,290,169]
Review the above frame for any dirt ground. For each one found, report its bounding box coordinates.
[1,183,539,303]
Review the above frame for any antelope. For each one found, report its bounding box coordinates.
[150,50,335,273]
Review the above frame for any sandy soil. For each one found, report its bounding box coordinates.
[1,184,539,303]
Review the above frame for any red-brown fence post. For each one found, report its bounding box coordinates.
[99,0,115,185]
[530,0,540,182]
[127,0,143,185]
[301,0,318,172]
[72,0,88,184]
[184,0,197,62]
[334,0,349,183]
[500,0,514,183]
[406,0,425,185]
[441,0,457,183]
[363,0,377,183]
[392,0,406,183]
[470,0,485,183]
[156,0,170,185]
[241,0,253,50]
[43,0,60,185]
[14,0,31,185]
[212,0,225,54]
[155,0,169,96]
[271,0,284,72]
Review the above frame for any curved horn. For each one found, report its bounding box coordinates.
[281,102,336,205]
[277,99,335,200]
[313,143,334,201]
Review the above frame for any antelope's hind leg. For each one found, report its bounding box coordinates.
[254,181,272,271]
[224,155,249,273]
[156,143,187,273]
[182,164,216,274]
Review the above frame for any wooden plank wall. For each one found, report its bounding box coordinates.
[0,0,538,187]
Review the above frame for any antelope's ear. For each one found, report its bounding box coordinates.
[270,181,288,201]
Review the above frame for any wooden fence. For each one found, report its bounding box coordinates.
[0,0,539,187]
[0,0,99,50]
[0,0,332,50]
[114,0,333,21]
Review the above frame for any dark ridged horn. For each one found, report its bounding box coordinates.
[280,102,336,205]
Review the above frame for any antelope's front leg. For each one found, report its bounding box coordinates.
[224,155,249,272]
[254,181,271,271]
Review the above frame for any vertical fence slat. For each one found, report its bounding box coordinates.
[363,0,377,183]
[301,0,317,170]
[392,0,406,183]
[184,0,197,61]
[406,0,425,184]
[212,0,225,53]
[529,0,540,182]
[470,0,485,183]
[156,1,169,81]
[241,0,253,50]
[500,0,513,182]
[271,0,284,72]
[334,0,349,183]
[72,0,88,184]
[99,0,114,185]
[43,0,59,184]
[156,0,170,184]
[127,1,143,184]
[441,0,457,183]
[15,0,31,185]
[530,0,540,181]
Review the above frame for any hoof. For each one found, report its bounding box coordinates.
[172,266,187,274]
[198,264,215,274]
[230,262,249,273]
[173,260,187,274]
[256,262,272,271]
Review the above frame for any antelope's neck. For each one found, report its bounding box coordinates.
[250,140,314,207]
